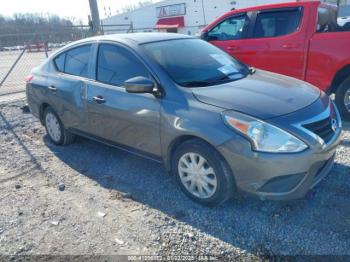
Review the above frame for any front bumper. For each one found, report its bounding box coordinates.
[218,140,339,200]
[217,99,342,201]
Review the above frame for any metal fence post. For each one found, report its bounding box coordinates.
[44,42,49,58]
[127,22,134,33]
[0,47,27,88]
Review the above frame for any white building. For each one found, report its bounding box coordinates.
[102,0,350,35]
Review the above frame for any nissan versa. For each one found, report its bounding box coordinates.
[26,33,342,206]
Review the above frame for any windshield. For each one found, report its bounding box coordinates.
[142,38,249,87]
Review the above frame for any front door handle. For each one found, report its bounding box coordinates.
[227,45,240,51]
[93,95,106,104]
[48,86,57,91]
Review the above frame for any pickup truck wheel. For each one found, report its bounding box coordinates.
[172,139,235,207]
[44,107,75,145]
[335,77,350,121]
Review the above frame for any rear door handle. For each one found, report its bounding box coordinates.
[93,96,106,104]
[282,43,297,49]
[48,85,57,91]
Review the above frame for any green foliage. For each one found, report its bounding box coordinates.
[0,13,89,47]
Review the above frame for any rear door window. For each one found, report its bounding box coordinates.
[54,53,65,72]
[96,44,149,86]
[64,45,91,77]
[53,45,91,78]
[317,6,341,33]
[208,14,249,41]
[253,8,302,38]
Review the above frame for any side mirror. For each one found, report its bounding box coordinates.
[201,31,218,42]
[125,76,155,94]
[200,31,209,41]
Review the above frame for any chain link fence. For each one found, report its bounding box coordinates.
[0,24,133,97]
[0,47,50,96]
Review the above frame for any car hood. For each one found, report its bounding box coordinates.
[192,70,321,120]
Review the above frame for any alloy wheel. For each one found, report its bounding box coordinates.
[344,88,350,113]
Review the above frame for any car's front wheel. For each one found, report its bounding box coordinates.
[172,139,235,206]
[335,76,350,121]
[44,107,75,145]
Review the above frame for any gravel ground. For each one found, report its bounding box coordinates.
[0,99,349,259]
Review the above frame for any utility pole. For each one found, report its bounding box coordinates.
[89,0,101,35]
[201,0,207,26]
[337,0,341,18]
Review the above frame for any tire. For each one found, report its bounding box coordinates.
[335,76,350,121]
[171,139,235,206]
[43,107,75,145]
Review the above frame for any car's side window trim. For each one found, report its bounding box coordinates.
[53,53,65,73]
[207,12,251,41]
[94,42,160,89]
[257,7,302,14]
[245,11,258,39]
[52,43,94,80]
[250,6,304,39]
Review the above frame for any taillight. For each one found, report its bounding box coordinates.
[25,74,33,83]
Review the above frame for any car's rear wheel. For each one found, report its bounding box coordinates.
[172,139,235,206]
[44,107,75,145]
[335,76,350,121]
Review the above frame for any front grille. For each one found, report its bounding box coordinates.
[303,117,335,144]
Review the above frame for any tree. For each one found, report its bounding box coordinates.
[0,13,87,47]
[117,0,153,14]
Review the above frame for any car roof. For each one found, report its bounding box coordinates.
[49,33,194,59]
[77,32,193,45]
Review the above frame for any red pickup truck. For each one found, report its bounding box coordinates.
[201,1,350,120]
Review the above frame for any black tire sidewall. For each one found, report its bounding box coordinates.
[44,107,65,145]
[335,77,350,121]
[172,140,235,206]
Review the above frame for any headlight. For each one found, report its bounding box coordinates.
[223,111,308,153]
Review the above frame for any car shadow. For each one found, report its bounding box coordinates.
[44,135,350,256]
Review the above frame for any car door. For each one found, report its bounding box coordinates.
[244,7,307,80]
[207,13,254,63]
[47,44,93,131]
[85,43,161,158]
[306,5,340,91]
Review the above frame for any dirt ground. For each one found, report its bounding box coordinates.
[0,99,349,260]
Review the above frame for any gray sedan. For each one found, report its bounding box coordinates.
[26,33,342,206]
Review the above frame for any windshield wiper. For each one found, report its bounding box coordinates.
[180,81,214,87]
[181,72,246,87]
[207,72,244,83]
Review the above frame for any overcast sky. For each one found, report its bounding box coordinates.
[2,0,161,23]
